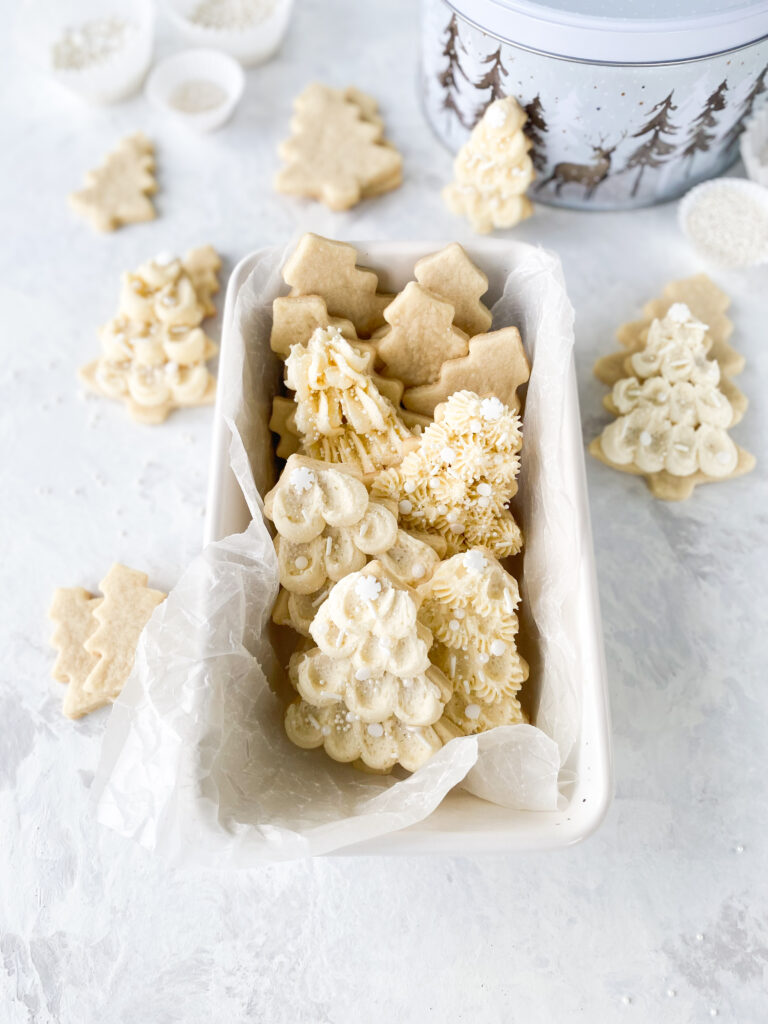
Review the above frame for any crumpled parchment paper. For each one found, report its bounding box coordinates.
[94,240,581,863]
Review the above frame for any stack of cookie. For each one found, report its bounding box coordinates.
[265,233,533,774]
[80,245,221,423]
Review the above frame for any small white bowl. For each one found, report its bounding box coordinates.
[145,49,245,133]
[161,0,293,67]
[14,0,154,104]
[740,104,768,189]
[678,176,768,269]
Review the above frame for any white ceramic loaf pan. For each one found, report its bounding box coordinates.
[204,240,613,855]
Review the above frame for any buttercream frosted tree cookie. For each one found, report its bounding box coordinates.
[443,97,535,234]
[265,455,443,634]
[80,248,220,424]
[275,83,403,212]
[589,303,755,500]
[419,550,529,736]
[284,563,454,771]
[372,391,524,558]
[285,326,414,479]
[69,132,157,232]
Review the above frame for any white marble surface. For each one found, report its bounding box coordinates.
[2,2,767,1021]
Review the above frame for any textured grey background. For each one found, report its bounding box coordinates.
[1,1,766,1021]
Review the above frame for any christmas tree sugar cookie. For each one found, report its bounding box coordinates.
[285,326,414,479]
[282,234,393,337]
[443,97,535,234]
[49,588,106,719]
[284,563,455,772]
[589,303,755,500]
[372,391,524,558]
[80,248,220,424]
[419,550,529,736]
[375,283,469,388]
[275,83,403,212]
[402,326,529,417]
[83,564,166,703]
[414,243,492,336]
[69,132,157,232]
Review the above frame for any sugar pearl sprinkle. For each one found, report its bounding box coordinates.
[465,704,481,720]
[366,723,384,738]
[294,556,309,570]
[399,499,413,515]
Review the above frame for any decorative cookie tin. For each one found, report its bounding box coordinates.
[421,0,768,209]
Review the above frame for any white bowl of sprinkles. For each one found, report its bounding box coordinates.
[162,0,294,66]
[15,0,154,104]
[678,177,768,269]
[146,48,245,132]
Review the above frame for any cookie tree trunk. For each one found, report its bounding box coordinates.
[624,92,679,198]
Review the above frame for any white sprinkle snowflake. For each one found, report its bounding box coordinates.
[463,550,487,573]
[355,575,382,602]
[480,397,504,421]
[290,466,316,493]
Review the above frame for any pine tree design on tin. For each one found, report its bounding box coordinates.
[722,62,768,150]
[471,46,510,126]
[437,14,471,130]
[623,92,679,198]
[681,81,728,169]
[524,95,548,173]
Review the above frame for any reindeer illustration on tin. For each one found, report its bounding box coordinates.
[537,136,623,200]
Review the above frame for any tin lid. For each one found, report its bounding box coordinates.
[450,0,768,64]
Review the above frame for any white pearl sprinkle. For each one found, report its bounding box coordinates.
[399,499,413,515]
[490,639,506,656]
[448,619,460,631]
[294,556,309,570]
[366,723,384,738]
[404,480,416,494]
[355,667,371,681]
[465,704,481,720]
[411,563,425,579]
[639,430,652,446]
[666,989,676,998]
